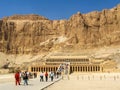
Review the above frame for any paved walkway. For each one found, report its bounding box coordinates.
[1,73,120,90]
[0,75,61,90]
[45,73,120,90]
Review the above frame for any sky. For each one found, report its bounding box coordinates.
[0,0,120,20]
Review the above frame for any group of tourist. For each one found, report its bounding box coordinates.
[40,71,58,82]
[14,71,30,86]
[14,70,60,86]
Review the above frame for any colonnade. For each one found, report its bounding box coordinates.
[30,66,58,72]
[70,65,101,72]
[29,65,102,73]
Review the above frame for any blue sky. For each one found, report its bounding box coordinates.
[0,0,120,20]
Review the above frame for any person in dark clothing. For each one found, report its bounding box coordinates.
[23,72,28,85]
[50,72,54,81]
[45,72,48,82]
[40,72,44,82]
[33,72,37,78]
[56,72,59,78]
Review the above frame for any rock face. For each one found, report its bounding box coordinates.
[0,5,120,54]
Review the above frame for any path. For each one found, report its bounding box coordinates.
[0,74,61,90]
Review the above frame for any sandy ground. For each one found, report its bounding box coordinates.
[0,74,14,83]
[45,73,120,90]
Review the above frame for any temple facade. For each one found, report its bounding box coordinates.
[28,53,117,73]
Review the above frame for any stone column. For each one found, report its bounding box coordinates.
[78,66,79,72]
[95,66,97,72]
[56,67,57,71]
[98,66,100,72]
[72,66,74,72]
[39,67,40,72]
[93,66,95,72]
[89,66,91,72]
[48,67,49,72]
[87,66,89,72]
[34,67,36,72]
[76,66,77,72]
[43,67,45,72]
[41,67,42,72]
[54,67,56,71]
[86,66,88,72]
[50,67,51,71]
[85,66,86,72]
[51,67,53,71]
[33,67,35,72]
[76,66,78,72]
[84,66,85,72]
[81,66,83,72]
[45,67,47,72]
[91,66,93,72]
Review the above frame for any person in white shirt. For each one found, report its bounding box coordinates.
[40,72,44,82]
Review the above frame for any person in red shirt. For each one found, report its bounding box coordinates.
[45,71,48,82]
[15,72,20,85]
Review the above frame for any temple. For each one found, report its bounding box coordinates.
[28,53,117,73]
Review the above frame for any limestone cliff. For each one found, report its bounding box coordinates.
[0,5,120,54]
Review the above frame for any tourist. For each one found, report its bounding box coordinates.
[56,72,59,78]
[15,71,20,85]
[54,71,56,78]
[45,71,48,82]
[40,71,44,82]
[23,72,28,85]
[50,71,54,81]
[27,71,30,78]
[19,71,22,83]
[33,72,37,78]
